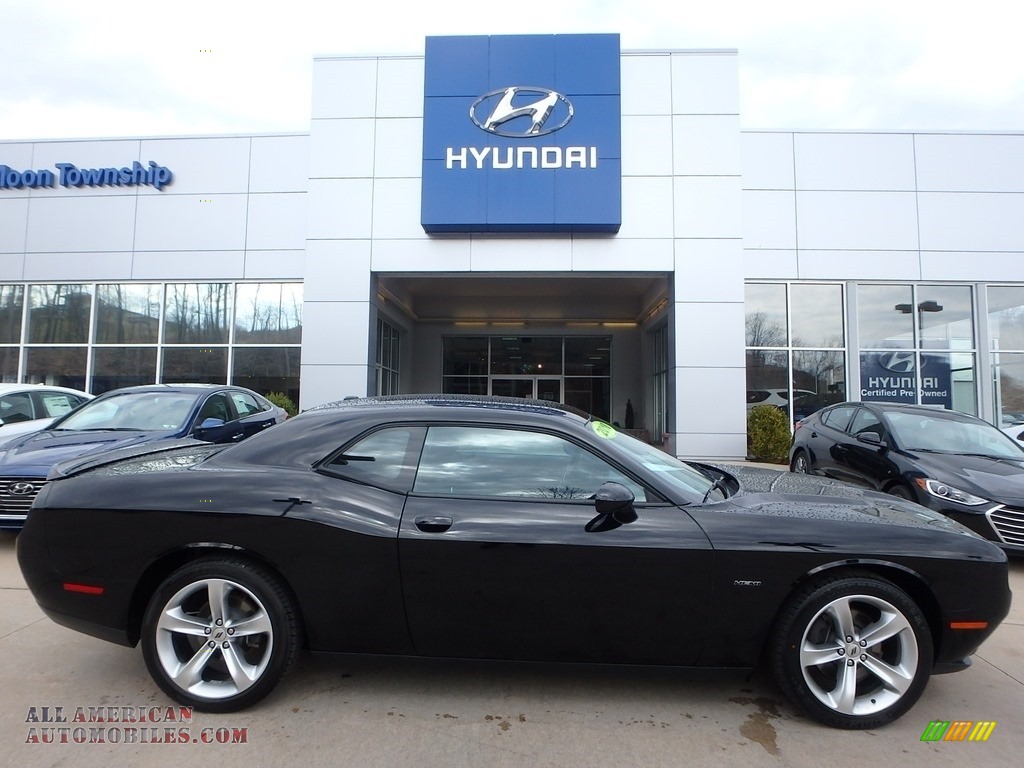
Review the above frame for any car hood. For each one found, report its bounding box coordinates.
[0,429,180,477]
[904,451,1024,505]
[711,463,988,541]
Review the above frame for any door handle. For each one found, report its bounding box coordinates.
[415,515,453,533]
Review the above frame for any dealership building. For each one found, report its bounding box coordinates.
[2,34,1023,459]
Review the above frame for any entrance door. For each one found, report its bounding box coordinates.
[491,377,562,402]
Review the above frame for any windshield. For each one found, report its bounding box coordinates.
[54,392,197,432]
[600,426,723,502]
[885,411,1024,460]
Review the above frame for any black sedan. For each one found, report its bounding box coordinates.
[789,401,1024,553]
[17,395,1010,729]
[0,384,286,530]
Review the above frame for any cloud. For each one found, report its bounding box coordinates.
[1,0,1022,140]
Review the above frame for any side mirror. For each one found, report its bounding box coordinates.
[856,432,885,447]
[585,481,638,532]
[193,417,226,441]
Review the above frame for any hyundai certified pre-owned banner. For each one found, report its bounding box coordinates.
[421,34,621,234]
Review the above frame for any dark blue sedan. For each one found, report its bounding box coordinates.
[0,384,287,529]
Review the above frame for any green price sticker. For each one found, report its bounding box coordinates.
[591,422,617,439]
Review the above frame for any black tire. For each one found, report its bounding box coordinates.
[141,557,300,713]
[770,571,933,729]
[790,449,810,474]
[887,484,915,501]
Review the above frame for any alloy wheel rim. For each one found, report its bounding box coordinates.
[798,594,918,716]
[154,578,274,700]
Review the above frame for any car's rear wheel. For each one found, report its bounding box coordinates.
[141,558,299,712]
[770,572,932,729]
[790,449,810,474]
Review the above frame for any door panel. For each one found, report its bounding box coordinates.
[397,424,712,664]
[399,496,712,664]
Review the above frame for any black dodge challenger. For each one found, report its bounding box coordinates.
[16,395,1011,729]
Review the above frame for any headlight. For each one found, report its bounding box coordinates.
[914,477,990,506]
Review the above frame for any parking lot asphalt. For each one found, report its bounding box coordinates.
[1,530,1022,768]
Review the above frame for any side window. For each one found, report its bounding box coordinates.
[413,426,647,502]
[0,393,35,423]
[849,409,884,440]
[821,405,855,431]
[36,392,85,418]
[196,393,233,424]
[231,392,266,417]
[320,427,426,493]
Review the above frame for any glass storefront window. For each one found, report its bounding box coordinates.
[993,352,1024,427]
[164,283,232,344]
[791,350,846,419]
[92,348,159,394]
[490,336,562,375]
[745,283,787,347]
[857,284,914,349]
[374,318,400,396]
[443,337,488,376]
[0,285,24,344]
[442,336,611,419]
[234,283,302,344]
[25,347,87,390]
[745,283,846,424]
[442,376,488,395]
[0,282,302,399]
[95,284,161,344]
[791,284,844,348]
[988,286,1024,350]
[162,347,228,384]
[988,287,1024,426]
[565,337,611,376]
[858,284,977,414]
[918,285,973,350]
[1,347,19,382]
[232,347,301,403]
[28,284,92,344]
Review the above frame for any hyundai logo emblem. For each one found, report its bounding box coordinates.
[8,482,36,496]
[878,351,918,374]
[469,87,574,138]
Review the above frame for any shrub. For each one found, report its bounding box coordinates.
[265,391,298,417]
[747,405,791,463]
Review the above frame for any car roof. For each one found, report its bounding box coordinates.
[829,401,985,422]
[0,383,90,395]
[92,384,247,398]
[304,393,591,420]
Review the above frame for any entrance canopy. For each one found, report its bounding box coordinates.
[375,273,668,323]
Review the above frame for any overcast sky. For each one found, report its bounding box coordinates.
[1,0,1021,142]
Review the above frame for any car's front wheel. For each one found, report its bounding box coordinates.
[887,484,915,501]
[141,558,300,712]
[790,449,810,474]
[770,572,933,729]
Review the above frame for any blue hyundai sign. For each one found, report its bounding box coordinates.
[421,34,621,234]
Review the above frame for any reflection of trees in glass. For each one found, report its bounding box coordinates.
[0,285,25,344]
[164,284,231,344]
[745,311,786,347]
[794,348,846,394]
[234,284,302,344]
[29,284,91,343]
[96,284,161,344]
